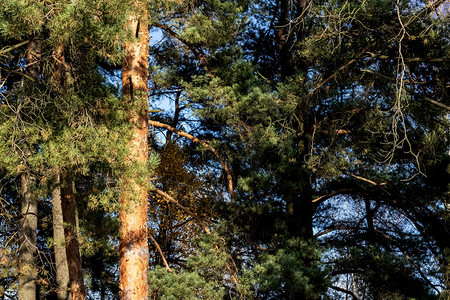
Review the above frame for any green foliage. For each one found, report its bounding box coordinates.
[148,232,231,299]
[246,239,329,300]
[0,0,44,38]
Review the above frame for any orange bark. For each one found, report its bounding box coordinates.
[119,2,150,299]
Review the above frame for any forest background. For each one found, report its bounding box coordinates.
[0,0,449,299]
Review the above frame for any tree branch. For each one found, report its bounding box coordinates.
[309,40,378,95]
[152,23,208,67]
[350,174,387,186]
[312,188,355,205]
[0,40,29,56]
[148,234,172,272]
[361,69,450,111]
[153,189,243,292]
[149,120,235,200]
[314,226,358,237]
[153,188,210,234]
[330,286,359,300]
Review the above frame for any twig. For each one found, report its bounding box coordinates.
[0,40,29,56]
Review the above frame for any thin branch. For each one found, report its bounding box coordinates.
[153,189,210,234]
[309,40,378,95]
[149,120,235,200]
[148,234,172,272]
[350,174,387,186]
[312,188,355,204]
[153,189,243,294]
[0,40,29,56]
[314,226,358,237]
[330,286,359,300]
[361,69,450,111]
[426,0,447,13]
[374,229,442,294]
[152,23,208,67]
[365,52,450,63]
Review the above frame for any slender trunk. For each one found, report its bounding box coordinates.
[119,2,150,299]
[18,39,41,300]
[18,172,37,300]
[52,44,86,299]
[60,173,86,300]
[284,102,314,240]
[51,173,70,300]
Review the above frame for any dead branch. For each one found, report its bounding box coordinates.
[148,234,172,272]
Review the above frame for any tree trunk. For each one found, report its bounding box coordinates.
[18,39,41,300]
[276,0,309,79]
[119,2,150,299]
[60,173,86,300]
[277,0,291,79]
[18,172,37,300]
[51,173,70,300]
[51,43,86,299]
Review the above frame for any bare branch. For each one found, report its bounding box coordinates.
[148,234,172,272]
[314,226,357,237]
[0,40,29,56]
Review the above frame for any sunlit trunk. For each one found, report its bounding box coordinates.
[119,2,150,299]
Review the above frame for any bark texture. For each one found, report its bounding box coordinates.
[51,173,70,300]
[60,173,86,300]
[119,2,150,299]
